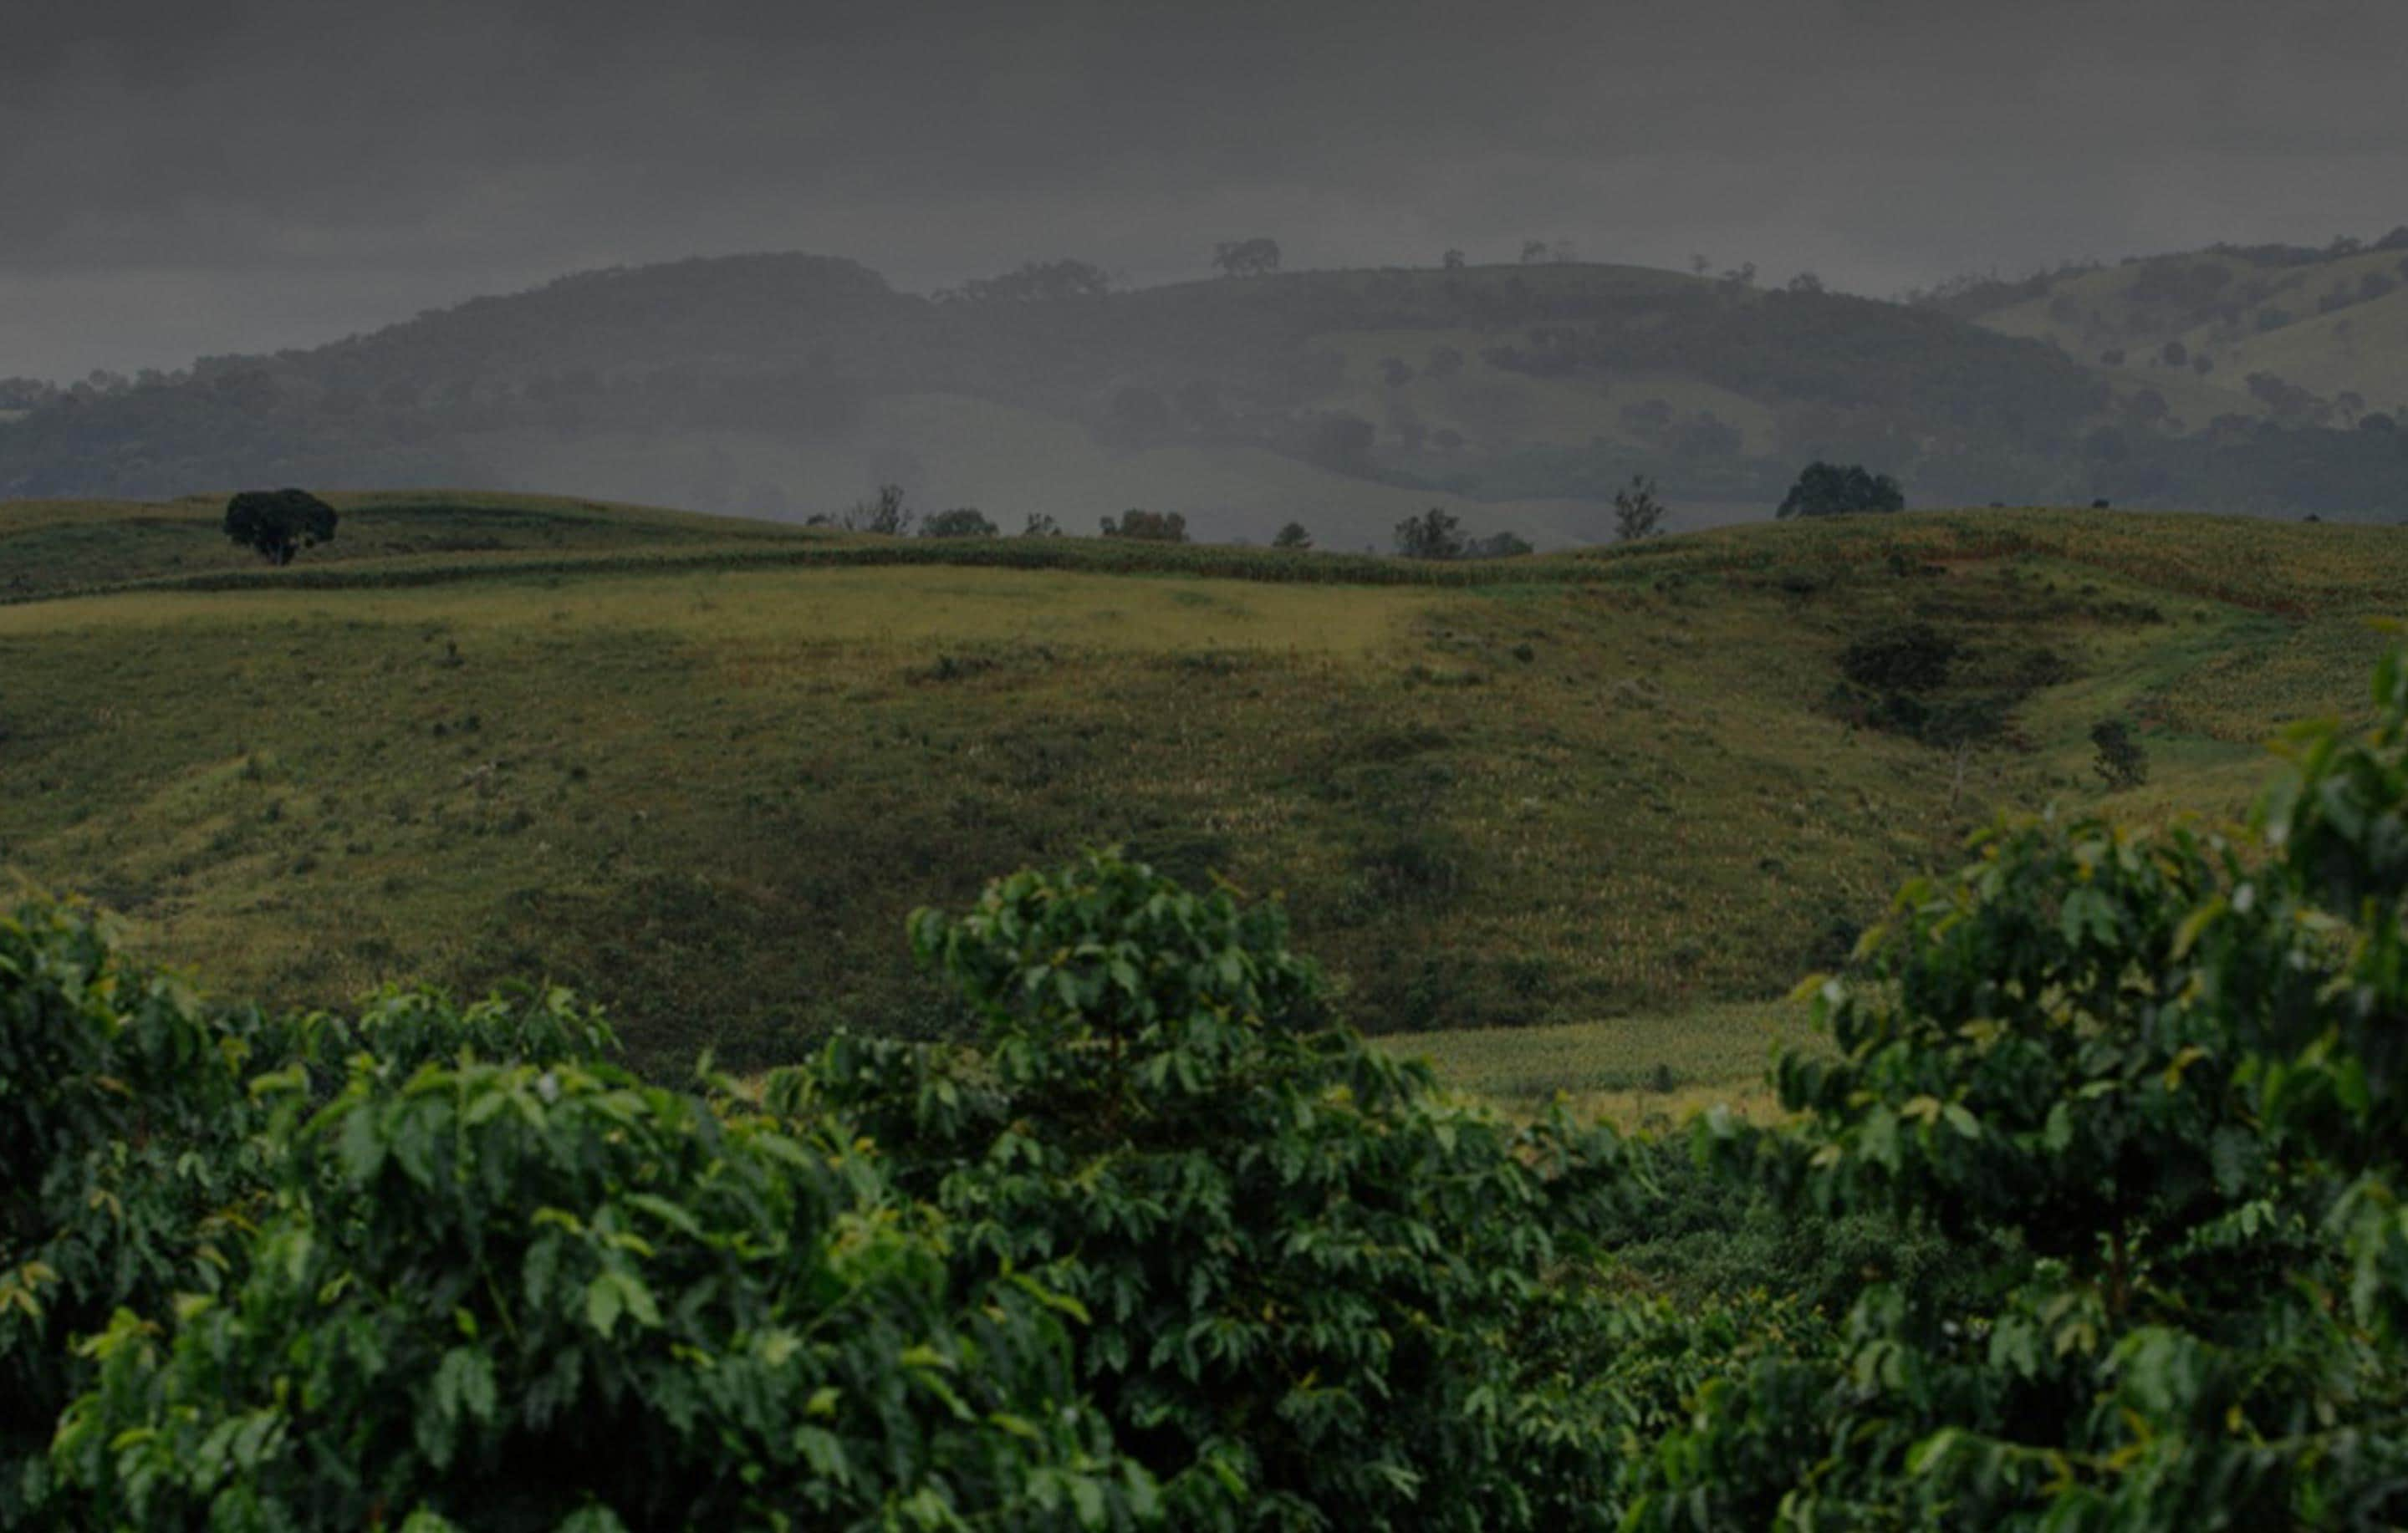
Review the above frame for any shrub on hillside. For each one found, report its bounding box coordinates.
[842,482,915,536]
[1101,508,1188,542]
[223,488,338,564]
[1395,506,1466,560]
[920,507,999,538]
[1613,474,1667,542]
[1776,461,1905,518]
[1467,529,1534,558]
[2090,716,2150,788]
[1838,621,1958,692]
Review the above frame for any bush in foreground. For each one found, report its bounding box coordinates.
[3,914,1143,1530]
[1632,652,2408,1528]
[786,852,1649,1530]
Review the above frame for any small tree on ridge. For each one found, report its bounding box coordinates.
[1612,474,1666,542]
[222,489,338,565]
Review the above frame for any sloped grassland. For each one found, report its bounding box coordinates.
[3,494,2401,1095]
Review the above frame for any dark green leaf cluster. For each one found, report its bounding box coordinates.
[222,489,339,565]
[1393,507,1464,560]
[1837,621,1958,693]
[1635,648,2408,1527]
[787,851,1649,1530]
[3,905,1144,1530]
[2,904,264,1520]
[1100,510,1190,543]
[920,507,1000,539]
[1777,461,1906,518]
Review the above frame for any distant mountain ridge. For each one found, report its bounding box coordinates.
[4,245,2404,544]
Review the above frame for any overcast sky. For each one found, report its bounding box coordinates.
[5,0,2405,379]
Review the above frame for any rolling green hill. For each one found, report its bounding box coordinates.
[6,492,2402,1108]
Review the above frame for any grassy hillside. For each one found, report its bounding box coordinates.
[0,489,823,602]
[5,494,2402,1104]
[1967,241,2408,425]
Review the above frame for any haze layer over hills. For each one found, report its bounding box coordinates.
[5,238,2405,548]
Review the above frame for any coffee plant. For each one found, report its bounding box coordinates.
[1634,649,2408,1528]
[782,852,1651,1530]
[4,904,1146,1530]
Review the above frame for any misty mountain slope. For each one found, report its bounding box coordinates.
[446,393,1612,548]
[7,249,2403,530]
[0,257,2089,517]
[2,494,2396,1082]
[1961,237,2408,424]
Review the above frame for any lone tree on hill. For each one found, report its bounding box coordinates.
[1466,530,1533,558]
[944,258,1110,303]
[1394,506,1466,561]
[222,489,338,565]
[1211,237,1281,278]
[1273,521,1313,550]
[920,508,997,538]
[1100,508,1188,542]
[1777,461,1905,518]
[1612,474,1667,542]
[844,483,914,536]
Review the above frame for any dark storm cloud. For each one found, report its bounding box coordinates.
[4,0,2405,375]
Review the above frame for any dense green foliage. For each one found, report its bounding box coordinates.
[2,910,1145,1530]
[787,853,1647,1530]
[1634,649,2408,1527]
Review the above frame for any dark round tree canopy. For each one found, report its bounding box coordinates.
[223,489,339,564]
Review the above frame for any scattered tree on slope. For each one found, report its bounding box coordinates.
[222,487,338,564]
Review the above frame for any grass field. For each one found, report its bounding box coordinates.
[1381,999,1815,1128]
[5,491,2401,1113]
[0,490,821,603]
